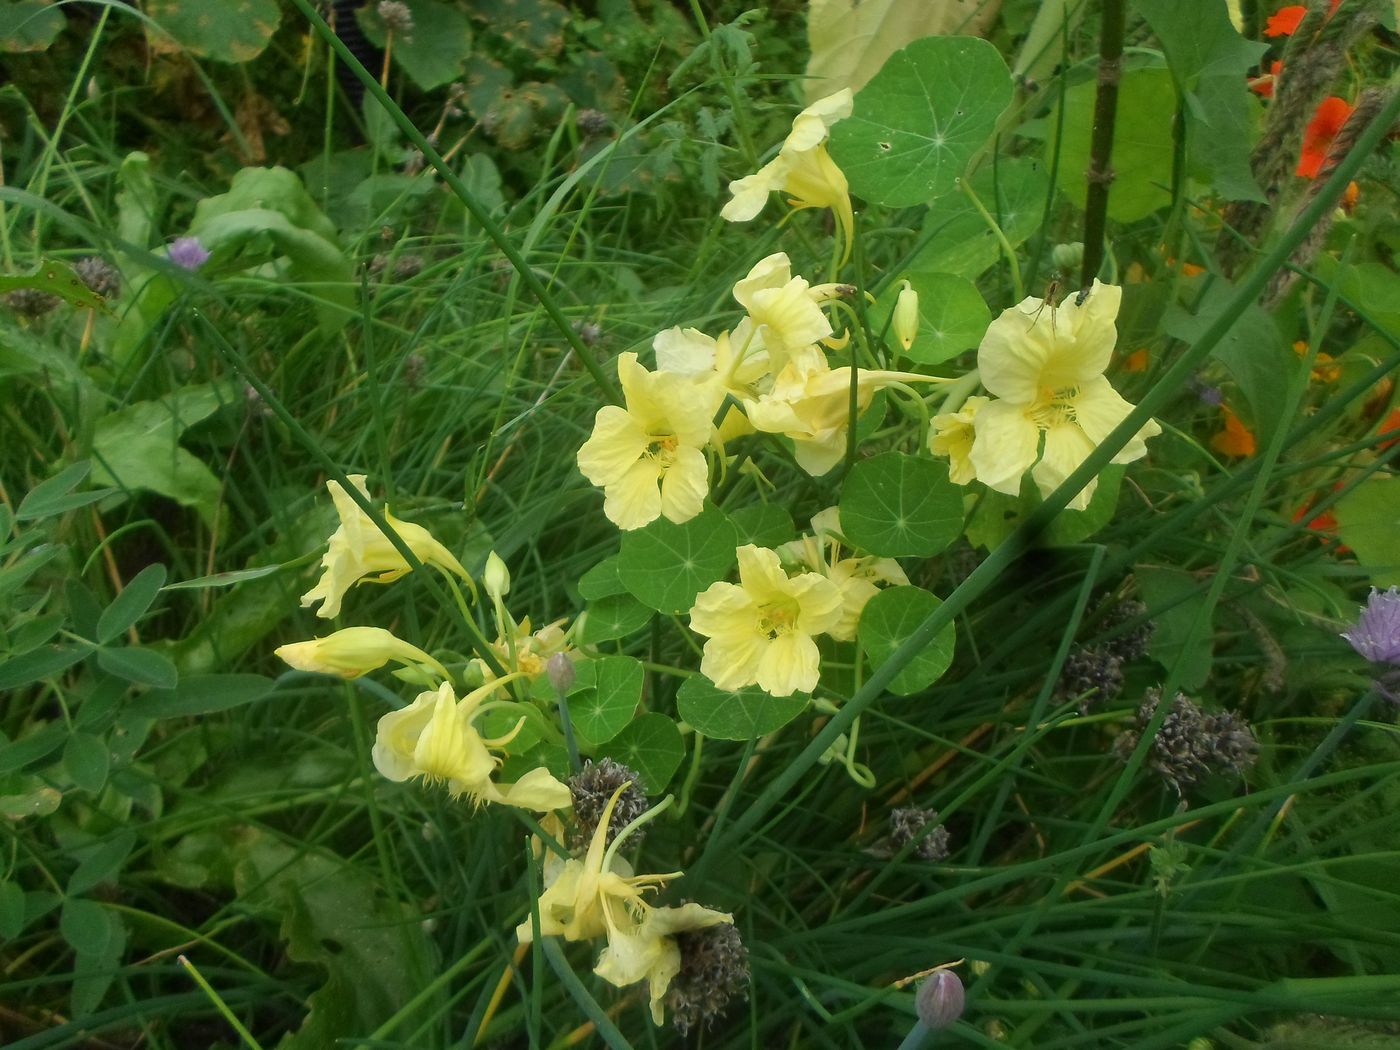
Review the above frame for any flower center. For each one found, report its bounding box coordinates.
[756,599,798,639]
[645,432,679,466]
[1031,386,1079,429]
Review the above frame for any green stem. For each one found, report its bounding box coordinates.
[960,177,1024,300]
[178,954,266,1050]
[1079,0,1126,286]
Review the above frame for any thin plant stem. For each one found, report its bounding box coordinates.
[1080,0,1126,286]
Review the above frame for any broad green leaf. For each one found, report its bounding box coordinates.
[144,0,281,62]
[840,452,963,557]
[914,156,1050,280]
[161,565,283,590]
[0,722,65,776]
[598,713,684,794]
[132,673,275,718]
[193,166,338,241]
[17,461,112,520]
[92,385,228,528]
[0,0,64,51]
[356,0,473,90]
[804,0,1001,103]
[675,676,808,740]
[1335,477,1400,587]
[0,544,61,602]
[0,880,24,939]
[578,555,627,600]
[871,271,989,365]
[116,151,158,250]
[71,914,125,1017]
[568,656,643,747]
[68,832,137,896]
[97,564,167,644]
[579,592,653,645]
[60,898,113,956]
[1054,66,1177,222]
[0,645,85,691]
[1185,76,1266,202]
[828,36,1012,208]
[1138,566,1213,689]
[728,504,795,549]
[964,468,1125,550]
[0,786,61,821]
[97,646,178,690]
[618,506,739,614]
[1137,0,1267,85]
[1165,280,1290,443]
[11,613,64,654]
[0,259,106,311]
[64,732,110,794]
[858,586,955,695]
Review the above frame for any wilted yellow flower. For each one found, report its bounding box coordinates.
[689,544,843,696]
[372,678,571,811]
[478,616,575,683]
[301,475,469,619]
[930,395,991,486]
[576,353,722,531]
[969,282,1161,510]
[893,280,919,352]
[779,508,908,642]
[275,626,449,682]
[742,360,938,477]
[517,785,732,1025]
[722,90,855,252]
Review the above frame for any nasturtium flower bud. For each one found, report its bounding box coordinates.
[547,650,576,695]
[275,626,449,682]
[915,969,965,1030]
[893,280,919,352]
[484,550,510,600]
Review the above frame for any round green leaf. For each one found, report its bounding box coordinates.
[912,157,1051,281]
[579,592,653,645]
[0,1,65,53]
[840,452,963,557]
[675,677,808,741]
[828,36,1013,208]
[1335,476,1400,587]
[64,732,110,795]
[578,555,627,600]
[858,587,956,696]
[618,506,739,614]
[728,504,795,549]
[964,468,1124,551]
[568,656,643,747]
[145,0,281,62]
[872,272,990,365]
[597,713,684,794]
[356,0,474,90]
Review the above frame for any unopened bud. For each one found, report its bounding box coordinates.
[483,551,509,600]
[915,970,964,1030]
[893,280,919,352]
[547,652,576,695]
[1051,241,1084,271]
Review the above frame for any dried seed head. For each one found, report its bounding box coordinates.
[75,256,121,298]
[1100,599,1156,661]
[667,921,750,1035]
[915,969,965,1030]
[568,759,648,848]
[393,254,424,281]
[576,108,611,136]
[1114,690,1258,793]
[572,319,602,345]
[1058,645,1124,712]
[2,288,61,317]
[377,0,414,35]
[889,807,950,861]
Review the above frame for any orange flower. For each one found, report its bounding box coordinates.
[1297,96,1354,178]
[1211,404,1256,457]
[1123,348,1150,373]
[1292,340,1340,382]
[1377,407,1400,451]
[1292,486,1350,552]
[1264,5,1307,36]
[1342,180,1360,213]
[1249,60,1283,98]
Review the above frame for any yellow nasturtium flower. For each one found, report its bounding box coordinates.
[969,281,1161,510]
[779,508,908,642]
[301,474,469,619]
[722,90,855,253]
[689,544,843,696]
[275,626,449,682]
[372,678,571,811]
[517,785,732,1025]
[929,395,991,486]
[742,361,939,477]
[731,253,840,374]
[577,353,722,531]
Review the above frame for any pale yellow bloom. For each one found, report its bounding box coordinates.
[576,353,722,530]
[893,280,919,352]
[779,508,908,642]
[970,281,1161,510]
[276,626,449,682]
[930,395,991,486]
[652,326,770,400]
[722,90,855,251]
[372,679,571,811]
[731,253,839,375]
[689,544,843,696]
[517,785,732,1025]
[742,360,939,477]
[301,474,469,619]
[477,616,575,683]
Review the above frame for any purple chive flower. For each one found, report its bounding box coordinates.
[1341,587,1400,666]
[168,236,210,271]
[1188,375,1224,407]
